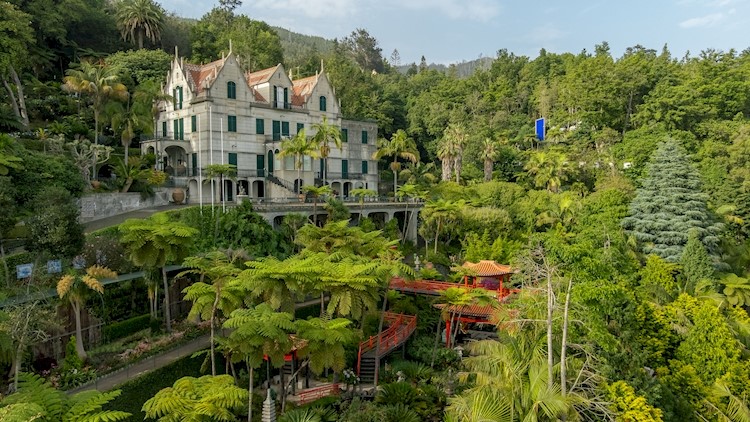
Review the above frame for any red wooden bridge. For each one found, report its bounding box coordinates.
[356,312,417,383]
[389,277,517,300]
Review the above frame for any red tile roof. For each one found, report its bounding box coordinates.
[462,260,515,276]
[183,57,227,94]
[245,65,278,87]
[435,303,500,318]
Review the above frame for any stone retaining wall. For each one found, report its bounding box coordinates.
[78,190,170,222]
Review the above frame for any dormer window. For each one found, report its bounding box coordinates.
[227,81,236,99]
[319,96,327,112]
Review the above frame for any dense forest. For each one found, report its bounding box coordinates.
[2,0,750,420]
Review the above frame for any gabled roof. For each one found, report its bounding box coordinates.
[245,65,280,87]
[462,260,515,277]
[291,75,317,107]
[183,57,228,94]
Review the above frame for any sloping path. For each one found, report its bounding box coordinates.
[84,204,186,233]
[69,297,327,394]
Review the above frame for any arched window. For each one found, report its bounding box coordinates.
[319,95,327,111]
[227,81,236,99]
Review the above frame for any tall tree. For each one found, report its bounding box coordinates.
[523,150,568,193]
[25,186,84,259]
[341,28,385,73]
[438,123,468,182]
[181,250,243,376]
[114,0,165,49]
[622,139,721,262]
[310,116,342,187]
[278,129,319,194]
[222,303,295,421]
[0,2,34,130]
[119,213,197,332]
[62,61,128,178]
[480,137,498,182]
[57,265,117,360]
[373,129,419,197]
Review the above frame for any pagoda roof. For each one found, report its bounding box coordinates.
[462,260,515,277]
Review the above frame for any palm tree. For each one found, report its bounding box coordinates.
[114,0,165,49]
[181,250,244,376]
[373,129,419,197]
[350,187,377,221]
[63,61,128,178]
[237,255,317,313]
[1,373,130,421]
[524,150,568,193]
[294,316,358,376]
[113,156,150,193]
[106,91,152,165]
[279,129,319,194]
[400,161,437,189]
[310,116,342,186]
[302,184,332,226]
[119,213,198,333]
[439,123,468,183]
[142,375,247,421]
[222,303,295,422]
[57,265,117,360]
[396,184,426,243]
[480,137,498,182]
[423,199,465,254]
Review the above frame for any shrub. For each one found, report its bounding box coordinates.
[103,314,151,341]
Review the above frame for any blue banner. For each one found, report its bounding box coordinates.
[535,118,545,141]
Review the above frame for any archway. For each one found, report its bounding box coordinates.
[252,180,265,198]
[188,179,199,203]
[165,145,187,176]
[223,179,234,202]
[331,181,342,197]
[343,182,352,198]
[294,179,303,194]
[237,180,249,197]
[267,150,274,174]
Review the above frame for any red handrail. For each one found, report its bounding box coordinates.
[357,312,417,375]
[296,383,341,405]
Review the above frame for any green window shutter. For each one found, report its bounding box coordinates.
[228,116,237,132]
[319,96,326,111]
[281,121,289,137]
[173,120,178,140]
[273,86,277,105]
[272,120,280,141]
[179,118,184,140]
[177,86,183,109]
[192,153,197,170]
[361,130,368,144]
[227,81,236,99]
[191,115,197,132]
[342,159,348,178]
[283,87,288,109]
[256,154,265,177]
[297,123,304,133]
[256,119,265,134]
[162,121,167,137]
[341,128,348,142]
[228,152,237,166]
[362,160,368,174]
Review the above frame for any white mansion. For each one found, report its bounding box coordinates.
[141,50,378,203]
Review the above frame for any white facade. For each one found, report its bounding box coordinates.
[142,52,379,203]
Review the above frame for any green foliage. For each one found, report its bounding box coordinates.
[324,197,350,222]
[103,314,151,342]
[622,139,721,261]
[607,381,664,422]
[25,186,84,258]
[680,230,715,290]
[105,48,171,90]
[142,375,247,421]
[0,373,130,421]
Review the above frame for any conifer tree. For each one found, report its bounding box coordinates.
[680,230,714,290]
[622,138,720,262]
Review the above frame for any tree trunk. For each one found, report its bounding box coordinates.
[72,301,87,360]
[162,266,172,333]
[373,293,389,387]
[138,29,144,50]
[393,166,398,201]
[247,362,253,422]
[313,197,318,226]
[2,77,22,126]
[430,317,442,368]
[434,220,441,254]
[1,241,10,288]
[124,143,129,166]
[320,292,326,317]
[451,310,464,347]
[484,158,492,182]
[121,178,134,193]
[560,278,572,398]
[401,202,409,244]
[546,272,554,391]
[92,109,100,180]
[210,296,219,376]
[10,67,29,129]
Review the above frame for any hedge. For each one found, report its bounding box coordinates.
[103,314,151,342]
